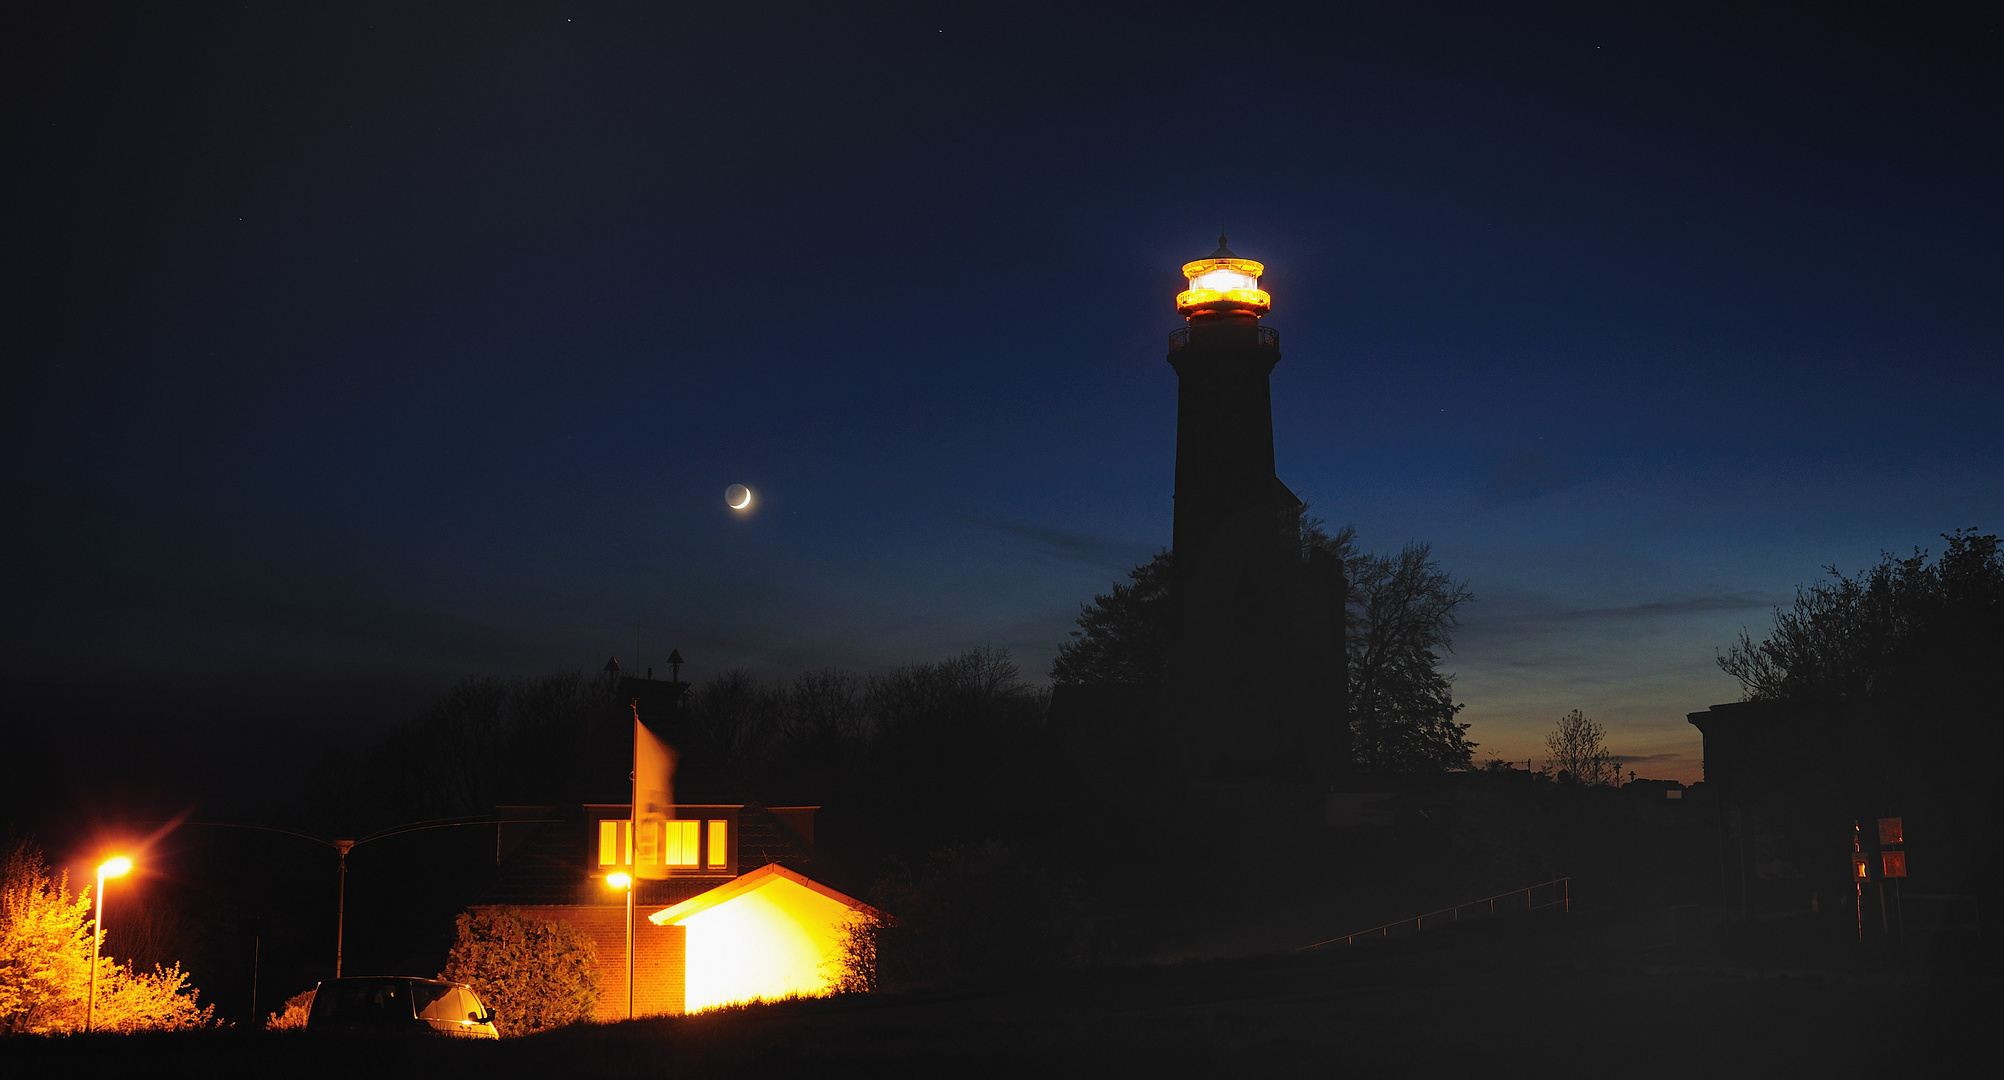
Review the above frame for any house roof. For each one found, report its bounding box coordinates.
[646,863,879,925]
[737,805,813,867]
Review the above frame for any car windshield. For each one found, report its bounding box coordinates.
[311,979,417,1025]
[417,986,482,1022]
[409,981,454,1015]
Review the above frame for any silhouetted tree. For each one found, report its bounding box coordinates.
[1051,551,1174,685]
[776,668,866,754]
[304,670,622,831]
[764,668,868,803]
[1343,538,1477,772]
[686,669,781,794]
[1053,514,1476,772]
[1543,709,1620,785]
[1719,529,2003,701]
[860,648,1049,847]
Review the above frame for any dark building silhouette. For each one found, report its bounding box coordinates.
[1688,692,1998,935]
[1055,238,1346,782]
[1164,237,1348,780]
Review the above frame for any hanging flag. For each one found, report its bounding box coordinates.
[632,702,678,880]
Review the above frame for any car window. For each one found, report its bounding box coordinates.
[419,986,481,1022]
[310,979,415,1025]
[409,980,453,1016]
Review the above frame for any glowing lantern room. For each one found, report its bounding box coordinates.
[1176,234,1271,320]
[648,864,878,1012]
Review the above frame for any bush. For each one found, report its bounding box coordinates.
[266,988,313,1030]
[440,907,598,1035]
[1,836,214,1034]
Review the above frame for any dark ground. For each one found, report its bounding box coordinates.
[7,908,1994,1079]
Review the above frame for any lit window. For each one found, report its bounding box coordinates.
[707,820,728,868]
[665,820,700,867]
[598,820,622,866]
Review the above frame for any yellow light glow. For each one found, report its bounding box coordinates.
[605,872,632,890]
[99,857,132,879]
[1190,268,1258,293]
[665,820,699,867]
[672,873,860,1012]
[706,819,728,869]
[1177,255,1271,318]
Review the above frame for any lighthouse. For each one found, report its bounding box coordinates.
[1166,236,1347,778]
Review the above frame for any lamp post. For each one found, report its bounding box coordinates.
[86,856,133,1033]
[332,840,356,977]
[606,872,634,1019]
[162,814,556,980]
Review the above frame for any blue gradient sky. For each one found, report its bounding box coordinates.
[6,3,1999,785]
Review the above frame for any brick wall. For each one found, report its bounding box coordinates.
[510,904,686,1019]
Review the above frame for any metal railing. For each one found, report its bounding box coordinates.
[1168,324,1279,351]
[1295,877,1572,952]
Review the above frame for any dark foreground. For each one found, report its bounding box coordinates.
[7,912,1994,1079]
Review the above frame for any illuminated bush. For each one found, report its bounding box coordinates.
[0,837,214,1035]
[441,907,598,1035]
[265,988,313,1030]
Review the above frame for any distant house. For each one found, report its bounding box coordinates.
[475,802,876,1018]
[1686,697,1946,929]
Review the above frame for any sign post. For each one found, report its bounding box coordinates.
[1878,817,1906,940]
[1851,821,1868,943]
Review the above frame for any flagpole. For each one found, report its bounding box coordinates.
[628,698,639,1020]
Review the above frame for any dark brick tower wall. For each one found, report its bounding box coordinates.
[1166,314,1347,779]
[1168,316,1289,670]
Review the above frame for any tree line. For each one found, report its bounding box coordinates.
[1052,514,1480,773]
[303,647,1051,859]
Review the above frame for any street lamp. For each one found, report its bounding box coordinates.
[86,856,133,1033]
[606,872,634,1020]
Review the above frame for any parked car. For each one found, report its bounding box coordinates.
[305,976,500,1038]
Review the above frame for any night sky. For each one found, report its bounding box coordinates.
[6,2,1999,801]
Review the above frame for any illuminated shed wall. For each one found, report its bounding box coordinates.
[673,875,857,1011]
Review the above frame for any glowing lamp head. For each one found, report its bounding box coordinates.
[606,872,633,890]
[1176,234,1271,320]
[99,857,132,879]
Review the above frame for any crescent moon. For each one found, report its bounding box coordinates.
[726,484,752,510]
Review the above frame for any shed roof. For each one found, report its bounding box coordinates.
[647,863,879,926]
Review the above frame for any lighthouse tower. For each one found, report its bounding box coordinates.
[1166,237,1346,777]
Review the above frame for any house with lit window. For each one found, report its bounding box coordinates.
[474,801,876,1018]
